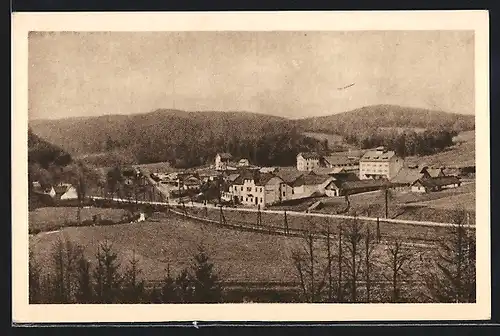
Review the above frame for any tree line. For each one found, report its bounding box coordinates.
[29,208,475,304]
[343,128,458,157]
[289,208,475,303]
[29,238,223,304]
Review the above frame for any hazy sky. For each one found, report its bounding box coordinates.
[28,31,474,120]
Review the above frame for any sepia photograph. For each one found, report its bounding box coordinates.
[12,11,490,323]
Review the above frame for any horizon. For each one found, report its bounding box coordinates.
[28,103,474,123]
[29,31,475,121]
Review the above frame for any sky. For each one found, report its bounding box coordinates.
[28,31,475,120]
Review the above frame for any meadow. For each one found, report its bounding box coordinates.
[29,207,129,233]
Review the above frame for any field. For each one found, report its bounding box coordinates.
[29,207,129,233]
[406,130,475,167]
[29,211,438,286]
[269,182,475,224]
[30,214,303,283]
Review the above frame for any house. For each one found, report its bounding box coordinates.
[321,155,359,172]
[296,152,322,171]
[215,153,234,170]
[237,158,250,167]
[54,183,79,200]
[227,170,288,207]
[359,147,404,180]
[326,178,392,197]
[290,172,334,199]
[411,176,461,193]
[196,168,220,182]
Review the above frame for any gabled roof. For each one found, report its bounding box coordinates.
[426,167,446,178]
[298,152,322,160]
[322,155,359,166]
[391,167,424,185]
[341,178,392,191]
[292,173,332,187]
[412,176,461,188]
[217,153,233,160]
[274,167,304,184]
[227,173,240,182]
[232,170,283,186]
[361,150,397,161]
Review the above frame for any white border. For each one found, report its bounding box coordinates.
[12,10,490,323]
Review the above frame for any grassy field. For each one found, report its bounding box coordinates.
[183,204,460,245]
[269,182,475,223]
[29,207,129,233]
[29,212,437,285]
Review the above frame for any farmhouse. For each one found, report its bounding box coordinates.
[321,155,360,172]
[54,183,78,200]
[359,147,403,180]
[410,176,461,193]
[227,170,288,207]
[238,158,250,167]
[290,172,334,199]
[215,153,234,170]
[326,178,392,197]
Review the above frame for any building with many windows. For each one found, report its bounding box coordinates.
[359,147,403,180]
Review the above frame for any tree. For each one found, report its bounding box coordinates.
[175,269,193,303]
[93,240,123,303]
[121,250,146,303]
[343,216,364,302]
[29,248,42,303]
[190,246,223,303]
[75,256,93,303]
[161,264,179,303]
[291,230,329,302]
[363,227,378,302]
[49,236,84,303]
[423,209,476,303]
[383,240,413,303]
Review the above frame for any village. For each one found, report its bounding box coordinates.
[135,147,472,211]
[30,145,474,213]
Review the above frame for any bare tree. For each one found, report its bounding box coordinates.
[342,216,364,302]
[383,240,413,303]
[291,230,329,302]
[363,226,378,302]
[424,209,476,303]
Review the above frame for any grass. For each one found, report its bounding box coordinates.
[29,212,438,285]
[183,205,459,245]
[29,207,129,233]
[268,182,475,223]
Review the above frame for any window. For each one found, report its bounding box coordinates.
[283,191,286,196]
[292,189,294,195]
[241,187,243,191]
[240,196,243,201]
[245,198,248,202]
[260,198,263,203]
[247,187,252,192]
[260,187,263,192]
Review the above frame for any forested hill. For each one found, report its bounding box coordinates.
[28,128,72,169]
[296,104,475,135]
[29,110,325,168]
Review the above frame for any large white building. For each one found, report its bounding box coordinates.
[226,171,288,207]
[296,152,322,171]
[359,147,403,180]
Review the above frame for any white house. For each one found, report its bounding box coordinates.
[56,184,78,200]
[227,171,288,207]
[296,152,322,171]
[411,176,461,193]
[215,153,234,170]
[359,147,403,180]
[238,158,250,167]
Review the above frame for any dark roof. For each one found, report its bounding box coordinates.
[217,153,233,160]
[274,167,304,183]
[322,155,359,166]
[391,167,424,185]
[298,152,322,160]
[341,179,392,191]
[331,172,360,182]
[361,150,397,161]
[412,176,461,188]
[232,170,283,186]
[426,167,445,178]
[292,173,332,187]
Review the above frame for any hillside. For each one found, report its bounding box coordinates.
[30,110,324,168]
[296,104,475,135]
[28,128,72,169]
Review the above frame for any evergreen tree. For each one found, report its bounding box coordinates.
[121,250,146,303]
[189,247,223,303]
[75,256,93,303]
[93,241,123,303]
